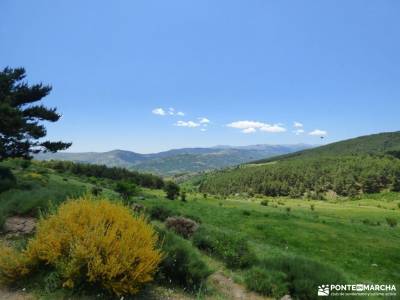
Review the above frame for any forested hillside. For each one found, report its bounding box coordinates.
[252,131,400,164]
[199,132,400,198]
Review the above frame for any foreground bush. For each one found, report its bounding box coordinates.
[157,228,211,292]
[0,196,162,297]
[260,255,347,300]
[192,226,256,269]
[244,267,288,298]
[165,216,199,238]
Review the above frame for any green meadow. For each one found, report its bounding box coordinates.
[140,189,400,285]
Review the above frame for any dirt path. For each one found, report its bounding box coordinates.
[210,272,270,300]
[0,289,35,300]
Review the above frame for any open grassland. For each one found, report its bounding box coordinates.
[140,190,400,285]
[1,160,399,299]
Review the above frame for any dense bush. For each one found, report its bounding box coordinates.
[0,196,162,297]
[192,226,256,269]
[0,243,30,285]
[199,155,400,197]
[164,181,180,200]
[114,180,139,200]
[261,255,347,300]
[244,267,288,298]
[386,217,398,227]
[165,216,199,238]
[0,166,16,193]
[148,205,174,221]
[44,160,164,189]
[156,228,211,292]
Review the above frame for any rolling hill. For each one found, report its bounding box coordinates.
[252,131,400,164]
[198,131,400,197]
[36,144,311,175]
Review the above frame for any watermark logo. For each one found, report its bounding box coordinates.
[318,284,397,297]
[318,285,330,296]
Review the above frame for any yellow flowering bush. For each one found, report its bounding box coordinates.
[0,243,30,285]
[0,196,162,296]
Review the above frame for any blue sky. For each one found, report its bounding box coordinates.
[1,1,399,153]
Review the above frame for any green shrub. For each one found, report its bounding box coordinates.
[192,226,256,269]
[164,181,180,200]
[156,228,211,292]
[260,200,269,206]
[261,255,347,300]
[244,267,288,298]
[180,191,187,202]
[149,205,174,221]
[90,186,102,196]
[0,166,16,193]
[242,210,251,216]
[114,181,139,200]
[386,217,398,228]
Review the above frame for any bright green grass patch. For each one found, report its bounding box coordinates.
[139,190,400,284]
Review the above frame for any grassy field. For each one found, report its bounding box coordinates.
[139,190,400,285]
[1,160,399,299]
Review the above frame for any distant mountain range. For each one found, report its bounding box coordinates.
[36,144,312,176]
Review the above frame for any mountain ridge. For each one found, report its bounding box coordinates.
[36,144,312,175]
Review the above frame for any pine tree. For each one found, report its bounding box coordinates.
[0,67,71,160]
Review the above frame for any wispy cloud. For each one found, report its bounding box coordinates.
[293,121,303,128]
[242,127,257,134]
[152,108,166,116]
[259,124,286,133]
[175,120,201,128]
[309,129,328,136]
[227,120,286,134]
[198,117,210,124]
[293,129,305,135]
[152,107,185,116]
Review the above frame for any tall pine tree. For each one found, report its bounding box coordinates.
[0,67,71,160]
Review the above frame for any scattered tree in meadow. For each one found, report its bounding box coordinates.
[180,190,187,202]
[0,67,71,160]
[115,181,139,200]
[164,181,180,200]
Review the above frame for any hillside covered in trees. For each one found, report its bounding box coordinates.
[252,131,400,164]
[198,132,400,198]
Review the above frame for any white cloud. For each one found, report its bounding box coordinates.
[168,107,175,115]
[200,128,207,132]
[227,120,265,129]
[227,120,286,134]
[259,124,286,133]
[242,127,256,134]
[152,108,166,116]
[175,120,200,128]
[198,117,210,124]
[294,121,303,128]
[309,129,328,136]
[293,129,305,135]
[152,107,185,116]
